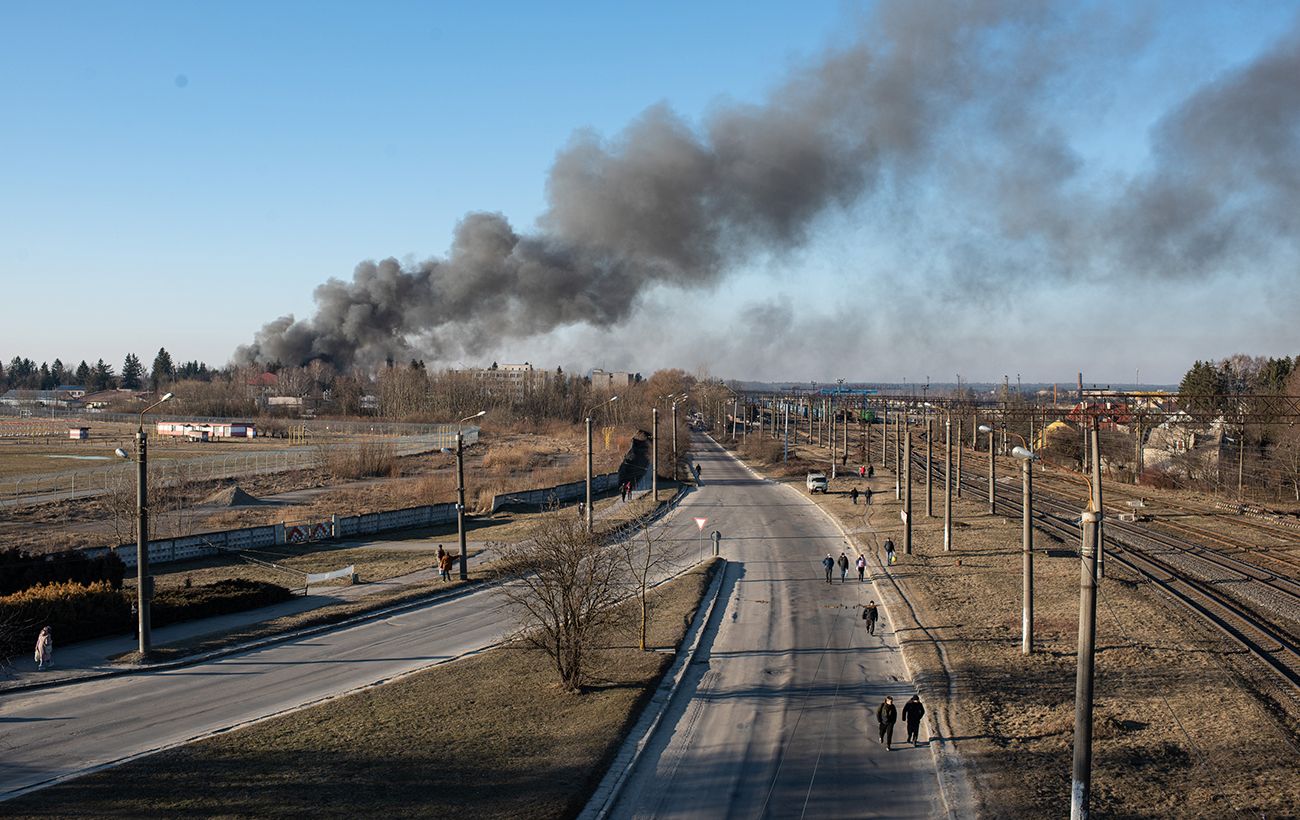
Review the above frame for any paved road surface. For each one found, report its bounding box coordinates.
[610,435,944,818]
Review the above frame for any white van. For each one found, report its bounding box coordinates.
[806,472,829,493]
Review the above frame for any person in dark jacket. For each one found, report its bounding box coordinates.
[849,487,859,505]
[837,552,850,583]
[902,695,925,745]
[877,696,898,749]
[822,554,834,584]
[863,600,879,635]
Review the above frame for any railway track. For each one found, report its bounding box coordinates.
[899,445,1300,708]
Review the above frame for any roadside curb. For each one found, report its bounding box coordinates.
[578,557,728,820]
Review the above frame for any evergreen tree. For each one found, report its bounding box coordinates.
[74,360,92,386]
[1179,360,1227,415]
[151,348,174,390]
[91,359,116,391]
[51,359,66,385]
[38,362,54,390]
[121,353,144,389]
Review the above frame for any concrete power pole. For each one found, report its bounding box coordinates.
[881,405,888,468]
[955,419,963,499]
[1021,456,1034,654]
[926,415,934,517]
[652,407,659,502]
[457,430,469,580]
[1091,420,1104,578]
[944,416,953,551]
[904,430,913,555]
[1072,506,1102,819]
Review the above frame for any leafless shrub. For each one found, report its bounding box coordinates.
[316,441,397,480]
[496,508,622,692]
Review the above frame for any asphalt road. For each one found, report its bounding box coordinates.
[610,435,945,819]
[0,434,946,816]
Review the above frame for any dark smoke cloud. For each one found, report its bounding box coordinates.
[237,2,1300,371]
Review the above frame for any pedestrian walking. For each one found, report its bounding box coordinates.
[864,487,873,505]
[856,554,867,582]
[438,549,454,582]
[577,501,585,518]
[859,465,866,478]
[867,465,875,479]
[864,600,879,634]
[877,695,898,750]
[838,552,850,583]
[850,487,859,505]
[903,695,926,745]
[884,538,896,566]
[34,625,52,670]
[822,553,834,584]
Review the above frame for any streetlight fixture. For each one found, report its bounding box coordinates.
[585,395,618,531]
[455,410,487,581]
[1011,442,1037,656]
[114,391,173,656]
[979,424,996,514]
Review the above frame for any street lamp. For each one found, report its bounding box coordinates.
[923,403,934,517]
[1011,443,1037,655]
[455,410,487,581]
[670,394,688,482]
[585,395,618,531]
[113,391,173,656]
[979,424,996,514]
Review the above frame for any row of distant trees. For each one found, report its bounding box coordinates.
[2,349,213,393]
[1178,353,1296,413]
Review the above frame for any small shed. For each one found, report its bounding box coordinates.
[69,427,90,440]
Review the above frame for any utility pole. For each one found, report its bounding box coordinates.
[955,418,963,499]
[904,430,913,555]
[987,426,996,515]
[456,430,469,579]
[944,415,953,551]
[585,416,594,532]
[926,414,934,517]
[1091,420,1104,578]
[895,409,903,500]
[135,427,151,654]
[671,400,678,481]
[881,405,888,468]
[732,398,738,440]
[1071,508,1101,819]
[652,407,659,502]
[1020,454,1034,654]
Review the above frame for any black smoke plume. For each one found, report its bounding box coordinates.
[237,2,1300,370]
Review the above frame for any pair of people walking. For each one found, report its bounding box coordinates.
[436,545,457,581]
[619,481,634,502]
[876,695,925,749]
[825,553,851,583]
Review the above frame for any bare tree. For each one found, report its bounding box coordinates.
[620,522,687,651]
[496,507,622,692]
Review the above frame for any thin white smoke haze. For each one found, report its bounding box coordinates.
[236,1,1300,378]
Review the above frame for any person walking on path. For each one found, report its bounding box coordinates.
[877,696,898,750]
[859,465,866,478]
[837,552,850,583]
[864,486,873,505]
[903,695,926,745]
[34,626,53,671]
[856,554,867,582]
[438,549,454,582]
[863,600,879,634]
[884,538,896,565]
[822,554,835,584]
[849,487,859,505]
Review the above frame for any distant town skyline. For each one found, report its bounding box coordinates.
[4,1,1298,384]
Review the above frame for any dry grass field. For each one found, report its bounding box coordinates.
[724,430,1300,818]
[6,560,720,819]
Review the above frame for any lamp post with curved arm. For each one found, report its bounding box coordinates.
[455,410,487,580]
[113,391,173,656]
[979,424,996,514]
[585,395,618,531]
[1011,440,1036,655]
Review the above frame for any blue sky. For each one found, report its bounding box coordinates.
[2,1,1297,384]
